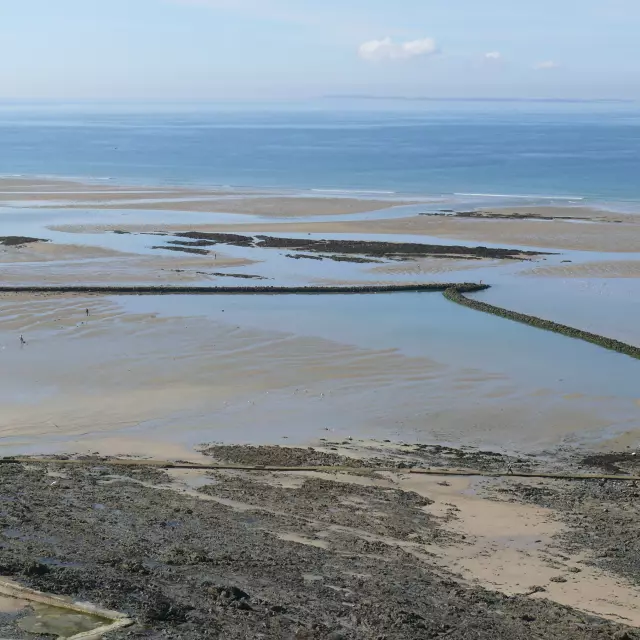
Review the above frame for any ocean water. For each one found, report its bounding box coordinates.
[1,100,640,203]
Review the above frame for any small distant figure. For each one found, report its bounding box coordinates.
[86,308,90,317]
[19,334,26,346]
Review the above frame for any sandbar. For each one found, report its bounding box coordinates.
[0,242,130,263]
[0,176,241,195]
[1,176,414,216]
[42,196,413,216]
[0,243,255,284]
[143,215,640,253]
[441,205,636,224]
[368,257,508,277]
[522,260,640,278]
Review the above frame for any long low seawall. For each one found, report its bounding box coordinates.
[0,283,487,295]
[443,287,640,361]
[1,283,639,361]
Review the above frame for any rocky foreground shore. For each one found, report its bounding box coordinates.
[1,442,639,639]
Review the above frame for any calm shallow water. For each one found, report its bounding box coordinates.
[0,289,636,456]
[111,292,640,451]
[119,293,640,400]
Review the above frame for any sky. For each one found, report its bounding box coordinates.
[1,0,638,101]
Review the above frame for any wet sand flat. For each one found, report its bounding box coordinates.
[368,257,508,277]
[0,176,245,196]
[23,176,638,254]
[0,293,638,458]
[445,205,638,223]
[1,189,240,203]
[0,177,130,191]
[142,215,640,252]
[0,244,256,284]
[43,196,414,216]
[522,260,640,278]
[1,177,413,216]
[0,242,131,263]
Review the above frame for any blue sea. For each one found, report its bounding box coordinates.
[1,100,639,204]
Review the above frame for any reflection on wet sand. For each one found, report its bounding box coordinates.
[0,248,257,285]
[0,293,638,457]
[368,257,507,276]
[522,259,640,278]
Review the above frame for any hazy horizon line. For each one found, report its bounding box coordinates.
[325,95,637,104]
[0,96,636,106]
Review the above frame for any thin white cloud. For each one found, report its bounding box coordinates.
[484,51,502,61]
[534,60,560,70]
[358,37,438,62]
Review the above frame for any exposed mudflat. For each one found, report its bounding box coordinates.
[1,444,640,638]
[423,211,594,222]
[420,207,634,224]
[161,231,549,261]
[0,236,47,247]
[195,215,640,253]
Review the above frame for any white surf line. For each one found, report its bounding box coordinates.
[310,189,397,195]
[455,192,584,201]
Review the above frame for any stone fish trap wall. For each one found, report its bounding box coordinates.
[0,283,638,360]
[443,286,640,361]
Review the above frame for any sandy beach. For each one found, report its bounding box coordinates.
[1,177,415,216]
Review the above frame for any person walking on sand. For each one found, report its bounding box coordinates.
[20,334,26,346]
[86,308,89,317]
